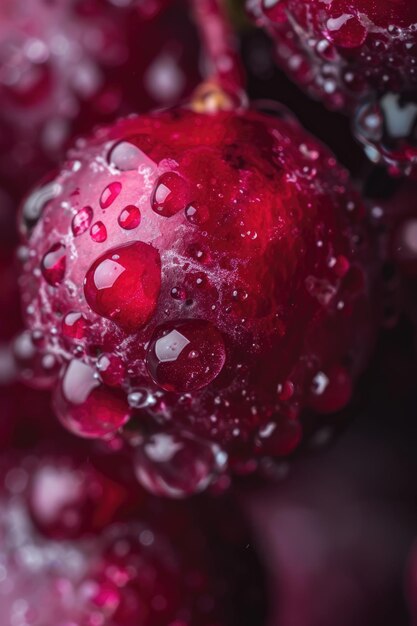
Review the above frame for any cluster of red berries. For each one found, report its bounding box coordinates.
[1,0,417,624]
[0,0,200,192]
[0,443,265,626]
[249,0,417,176]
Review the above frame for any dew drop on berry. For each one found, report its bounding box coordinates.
[146,319,226,392]
[332,254,350,277]
[62,312,88,340]
[21,181,61,238]
[72,206,93,236]
[54,360,131,438]
[90,221,107,243]
[277,380,294,401]
[41,243,66,286]
[326,14,367,49]
[118,205,141,230]
[100,181,122,209]
[84,241,161,332]
[258,419,302,456]
[127,388,154,409]
[262,0,286,23]
[170,286,187,300]
[134,431,227,498]
[308,365,352,414]
[97,354,126,387]
[108,138,155,172]
[185,201,209,225]
[151,172,189,217]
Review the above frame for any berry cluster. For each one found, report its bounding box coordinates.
[0,444,265,626]
[0,0,200,192]
[248,0,417,175]
[1,0,417,624]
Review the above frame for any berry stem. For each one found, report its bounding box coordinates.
[190,0,247,111]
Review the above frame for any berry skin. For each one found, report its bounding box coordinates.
[0,449,265,626]
[248,0,417,176]
[19,105,373,496]
[0,0,200,192]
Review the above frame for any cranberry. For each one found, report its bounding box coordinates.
[0,448,265,626]
[19,105,373,495]
[248,0,417,175]
[27,455,130,539]
[0,0,201,192]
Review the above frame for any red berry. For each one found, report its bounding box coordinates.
[19,106,373,495]
[0,448,265,626]
[248,0,417,175]
[0,0,201,192]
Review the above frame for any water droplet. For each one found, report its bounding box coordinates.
[170,286,187,300]
[108,138,155,171]
[100,182,122,209]
[90,221,107,243]
[21,181,61,238]
[333,255,350,277]
[118,205,141,230]
[258,419,302,456]
[326,14,367,48]
[96,354,126,387]
[262,0,286,23]
[84,241,161,332]
[277,380,294,401]
[72,206,93,236]
[54,360,131,438]
[151,172,189,217]
[134,431,227,497]
[127,388,154,409]
[185,201,209,225]
[308,365,352,414]
[41,243,66,286]
[146,319,226,392]
[62,312,88,340]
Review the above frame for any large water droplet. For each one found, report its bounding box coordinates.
[134,431,227,498]
[41,243,66,286]
[83,241,161,332]
[54,360,131,438]
[151,172,189,217]
[100,182,122,209]
[146,319,226,392]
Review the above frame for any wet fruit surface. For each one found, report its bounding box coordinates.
[19,105,373,495]
[0,0,201,192]
[248,0,417,175]
[0,446,266,626]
